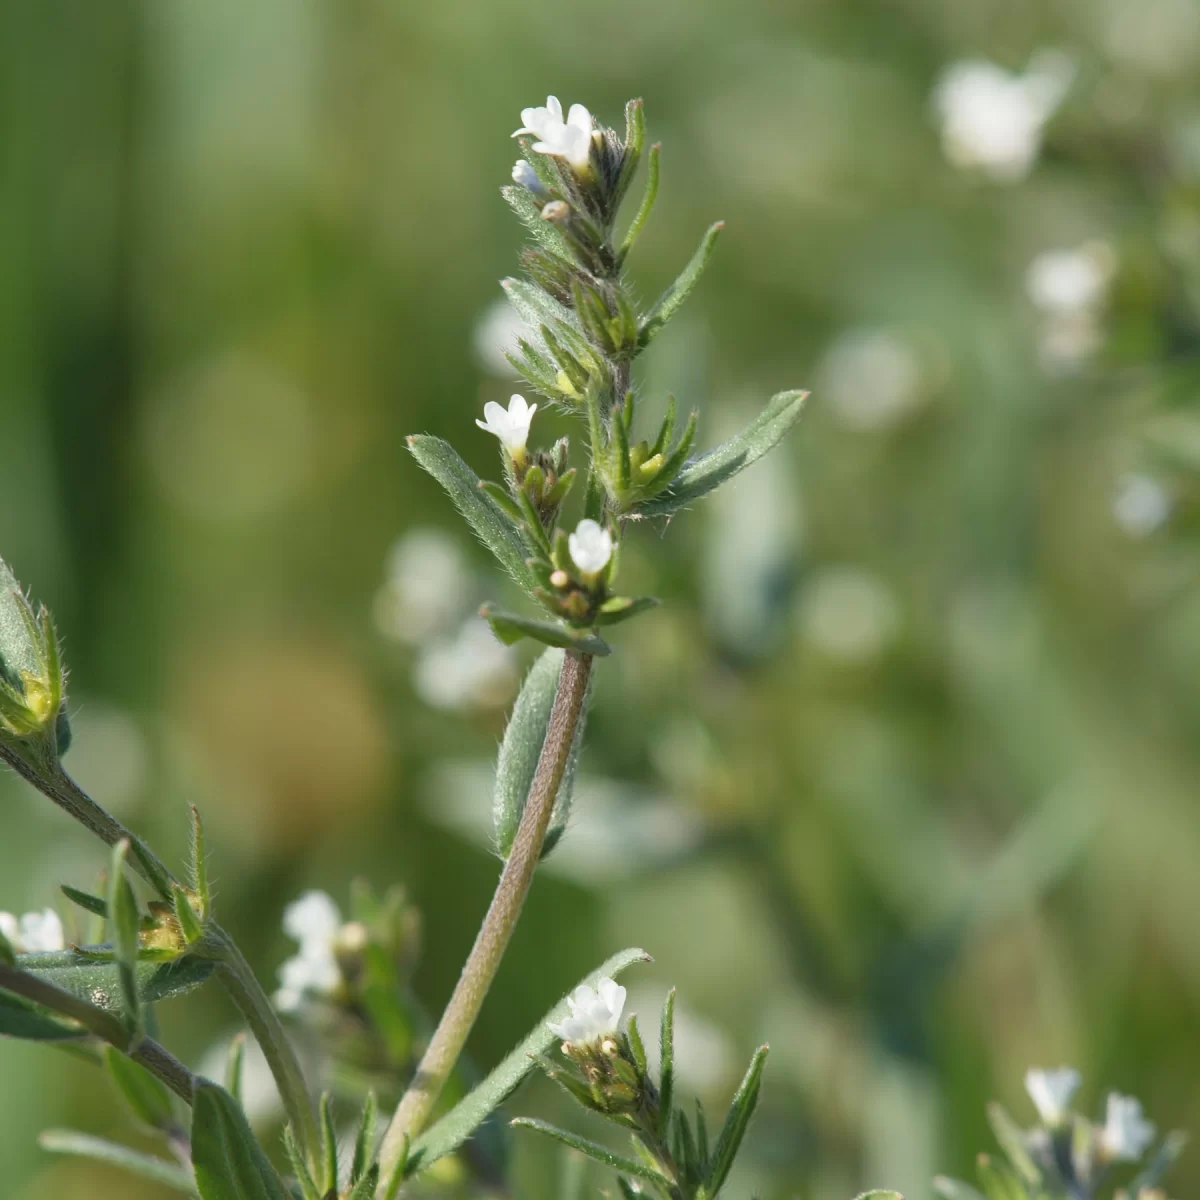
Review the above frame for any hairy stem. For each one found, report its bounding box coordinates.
[0,960,196,1102]
[376,651,595,1190]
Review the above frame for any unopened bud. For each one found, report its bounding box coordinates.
[550,569,570,589]
[541,200,570,224]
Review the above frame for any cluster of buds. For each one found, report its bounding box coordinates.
[936,1067,1183,1200]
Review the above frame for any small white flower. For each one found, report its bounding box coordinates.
[0,908,65,954]
[476,394,537,456]
[547,976,627,1047]
[1026,245,1115,315]
[1113,473,1171,538]
[1100,1092,1156,1161]
[933,52,1074,182]
[514,96,594,172]
[568,519,613,575]
[511,160,542,192]
[275,890,343,1013]
[1025,1066,1081,1125]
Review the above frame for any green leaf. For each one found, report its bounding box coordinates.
[510,1119,671,1186]
[284,1123,321,1200]
[0,988,81,1040]
[974,1155,1026,1200]
[191,1080,288,1200]
[502,277,584,340]
[658,988,676,1140]
[39,1129,198,1192]
[502,183,577,265]
[1129,1130,1189,1193]
[619,142,660,263]
[481,605,611,656]
[406,947,651,1176]
[406,436,538,594]
[634,391,808,517]
[639,221,724,349]
[493,648,593,861]
[173,886,204,945]
[706,1045,769,1195]
[225,1033,246,1102]
[351,1092,378,1185]
[0,556,41,686]
[594,596,660,627]
[14,950,214,1019]
[625,1014,647,1078]
[104,1045,175,1129]
[190,806,210,917]
[107,840,143,1035]
[984,1103,1041,1186]
[319,1092,338,1192]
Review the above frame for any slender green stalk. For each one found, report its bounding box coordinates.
[376,651,595,1191]
[0,748,321,1170]
[0,960,195,1102]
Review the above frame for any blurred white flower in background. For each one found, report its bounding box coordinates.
[1112,472,1172,537]
[1026,242,1116,372]
[817,329,925,432]
[473,298,530,377]
[1100,1092,1156,1161]
[933,52,1075,182]
[797,566,901,665]
[547,977,626,1046]
[413,617,517,712]
[62,702,151,816]
[275,890,344,1013]
[1025,1065,1081,1125]
[375,527,474,646]
[0,908,65,954]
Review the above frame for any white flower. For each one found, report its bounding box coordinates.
[473,299,530,378]
[413,617,517,712]
[817,328,925,432]
[1025,1066,1081,1125]
[547,976,626,1046]
[476,394,537,456]
[1100,1092,1156,1161]
[514,96,594,172]
[1026,245,1115,315]
[1113,473,1171,537]
[511,160,542,191]
[0,908,65,954]
[275,890,343,1013]
[568,519,613,575]
[933,52,1074,182]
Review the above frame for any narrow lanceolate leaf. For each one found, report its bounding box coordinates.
[225,1033,246,1102]
[481,605,611,657]
[493,648,593,861]
[619,142,660,264]
[0,989,81,1040]
[634,391,808,517]
[502,277,583,339]
[173,886,204,945]
[104,1045,175,1130]
[189,806,210,917]
[319,1092,338,1193]
[974,1154,1026,1200]
[351,1092,379,1185]
[510,1120,672,1187]
[406,948,651,1176]
[61,885,108,919]
[706,1045,769,1195]
[658,989,676,1140]
[984,1103,1041,1186]
[0,925,15,966]
[625,1014,647,1078]
[502,183,577,265]
[13,951,213,1016]
[284,1124,321,1200]
[191,1080,288,1200]
[594,596,660,627]
[39,1129,198,1193]
[406,436,538,594]
[638,221,723,349]
[107,840,143,1037]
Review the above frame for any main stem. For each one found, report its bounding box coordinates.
[376,651,594,1190]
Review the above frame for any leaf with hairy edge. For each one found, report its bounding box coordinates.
[493,648,593,861]
[633,391,808,517]
[15,951,214,1016]
[191,1081,288,1200]
[406,436,538,594]
[638,222,724,349]
[405,948,651,1177]
[0,989,80,1040]
[706,1045,769,1195]
[481,605,611,656]
[39,1129,197,1194]
[510,1119,671,1186]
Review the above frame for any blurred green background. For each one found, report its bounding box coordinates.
[4,0,1200,1196]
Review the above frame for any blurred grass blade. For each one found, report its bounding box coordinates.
[1129,1130,1189,1192]
[493,648,593,861]
[635,391,808,517]
[510,1119,671,1186]
[406,948,651,1176]
[39,1129,197,1193]
[107,839,143,1038]
[61,885,108,919]
[225,1033,246,1102]
[14,951,213,1014]
[191,1080,288,1200]
[984,1103,1040,1185]
[406,436,538,594]
[0,989,81,1040]
[639,221,723,348]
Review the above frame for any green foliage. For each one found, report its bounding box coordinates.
[190,1081,288,1200]
[492,647,592,860]
[38,1129,197,1193]
[103,1045,175,1130]
[0,989,80,1040]
[481,604,612,655]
